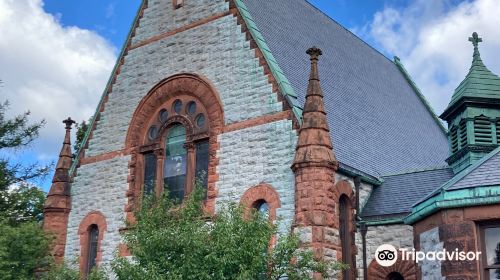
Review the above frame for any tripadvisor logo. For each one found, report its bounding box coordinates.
[375,244,398,267]
[375,244,482,267]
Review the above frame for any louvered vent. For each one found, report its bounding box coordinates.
[450,127,458,153]
[497,120,500,143]
[474,117,492,144]
[459,120,467,147]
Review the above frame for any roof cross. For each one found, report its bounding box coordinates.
[468,32,482,48]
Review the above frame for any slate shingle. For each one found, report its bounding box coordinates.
[360,168,455,218]
[244,0,450,177]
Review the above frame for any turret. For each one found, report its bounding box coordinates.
[43,117,75,263]
[440,32,500,173]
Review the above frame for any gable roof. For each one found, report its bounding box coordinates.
[417,146,500,203]
[242,0,449,178]
[360,167,454,221]
[405,147,500,224]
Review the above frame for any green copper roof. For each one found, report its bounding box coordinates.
[448,32,500,107]
[404,146,500,224]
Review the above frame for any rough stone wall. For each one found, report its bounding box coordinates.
[87,0,282,156]
[216,120,297,232]
[65,156,130,268]
[334,173,373,210]
[355,224,414,279]
[418,227,444,280]
[66,0,296,271]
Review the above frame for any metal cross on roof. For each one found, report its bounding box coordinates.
[468,32,482,48]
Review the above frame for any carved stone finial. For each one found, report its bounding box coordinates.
[306,46,322,60]
[63,117,75,130]
[468,32,482,48]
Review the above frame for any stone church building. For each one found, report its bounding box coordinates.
[42,0,500,279]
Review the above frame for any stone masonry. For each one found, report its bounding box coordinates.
[64,0,297,270]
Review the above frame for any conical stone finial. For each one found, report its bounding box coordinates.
[46,118,74,201]
[292,47,337,171]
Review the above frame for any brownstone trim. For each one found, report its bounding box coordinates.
[130,11,231,50]
[228,1,300,128]
[368,252,417,280]
[224,111,292,133]
[335,180,357,279]
[240,183,281,221]
[78,211,107,275]
[79,149,129,166]
[125,73,224,222]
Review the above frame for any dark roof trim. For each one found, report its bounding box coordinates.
[393,56,447,133]
[440,96,500,121]
[337,162,383,186]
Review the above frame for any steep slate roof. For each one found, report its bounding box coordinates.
[243,0,449,178]
[360,167,455,220]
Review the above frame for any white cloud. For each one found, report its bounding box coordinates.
[0,0,116,162]
[358,0,500,116]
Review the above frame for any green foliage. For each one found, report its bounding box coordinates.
[0,99,53,279]
[0,221,51,280]
[73,120,89,154]
[113,186,345,280]
[0,183,46,225]
[41,261,108,280]
[0,100,49,224]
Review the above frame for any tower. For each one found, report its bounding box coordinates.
[292,47,340,268]
[440,32,500,173]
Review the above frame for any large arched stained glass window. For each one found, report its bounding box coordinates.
[164,124,187,201]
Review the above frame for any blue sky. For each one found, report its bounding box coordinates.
[1,0,499,191]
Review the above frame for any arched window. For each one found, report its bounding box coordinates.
[140,96,210,202]
[86,225,99,275]
[387,272,404,280]
[164,124,187,200]
[339,195,352,280]
[253,199,270,218]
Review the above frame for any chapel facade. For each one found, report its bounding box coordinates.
[43,0,500,279]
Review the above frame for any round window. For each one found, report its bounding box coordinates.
[148,126,158,140]
[195,114,206,128]
[173,100,182,114]
[159,109,169,123]
[186,101,197,115]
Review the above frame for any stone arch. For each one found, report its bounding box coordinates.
[124,73,225,220]
[125,73,224,149]
[240,183,281,221]
[368,252,417,280]
[335,180,356,279]
[78,211,107,274]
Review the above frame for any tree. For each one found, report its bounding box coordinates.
[0,100,52,279]
[0,100,49,224]
[73,120,88,155]
[113,186,345,280]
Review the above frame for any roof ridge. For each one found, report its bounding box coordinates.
[382,165,451,177]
